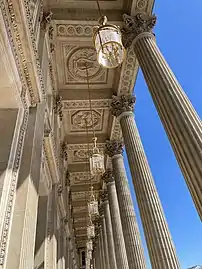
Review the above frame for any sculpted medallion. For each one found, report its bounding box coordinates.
[67,47,101,79]
[66,46,106,83]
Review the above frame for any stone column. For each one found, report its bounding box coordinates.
[111,95,180,269]
[102,194,117,269]
[5,104,45,269]
[99,205,110,269]
[105,141,147,269]
[99,227,105,269]
[95,241,100,269]
[103,171,129,269]
[122,13,202,220]
[94,232,101,269]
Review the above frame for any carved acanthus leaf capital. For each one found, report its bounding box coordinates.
[101,170,114,184]
[105,140,123,157]
[100,190,108,202]
[111,95,136,118]
[122,13,157,47]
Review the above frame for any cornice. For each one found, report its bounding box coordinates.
[0,0,46,105]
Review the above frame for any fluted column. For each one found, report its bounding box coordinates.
[98,234,104,269]
[122,13,202,220]
[105,141,147,269]
[111,95,180,269]
[103,171,129,269]
[99,205,110,269]
[99,227,106,269]
[102,194,117,269]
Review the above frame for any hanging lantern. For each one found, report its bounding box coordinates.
[93,16,126,69]
[87,224,95,238]
[86,250,92,259]
[88,187,99,216]
[88,199,99,216]
[89,137,105,176]
[86,239,93,251]
[86,258,91,269]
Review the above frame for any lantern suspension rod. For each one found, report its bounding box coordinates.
[85,64,96,141]
[96,0,103,18]
[84,118,93,191]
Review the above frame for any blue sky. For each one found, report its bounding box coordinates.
[124,1,202,268]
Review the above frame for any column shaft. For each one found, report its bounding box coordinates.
[100,215,110,269]
[134,33,202,219]
[120,112,180,269]
[99,229,105,269]
[103,201,117,269]
[112,154,146,269]
[107,181,129,269]
[5,104,45,269]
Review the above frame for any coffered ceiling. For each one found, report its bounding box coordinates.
[47,0,154,248]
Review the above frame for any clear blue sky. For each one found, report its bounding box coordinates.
[124,1,202,268]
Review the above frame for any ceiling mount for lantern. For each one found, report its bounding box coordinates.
[93,0,126,69]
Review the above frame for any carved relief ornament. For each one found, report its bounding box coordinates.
[105,140,123,158]
[53,95,63,121]
[122,13,157,48]
[111,94,136,118]
[101,170,114,184]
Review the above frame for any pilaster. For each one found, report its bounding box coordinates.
[5,104,45,269]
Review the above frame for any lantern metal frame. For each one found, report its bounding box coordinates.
[93,17,126,69]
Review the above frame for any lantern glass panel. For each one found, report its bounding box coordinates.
[86,240,93,250]
[90,153,105,176]
[87,224,95,238]
[88,200,99,216]
[93,24,125,68]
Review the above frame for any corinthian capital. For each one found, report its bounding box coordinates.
[105,140,123,157]
[111,95,136,118]
[122,13,156,47]
[101,170,114,184]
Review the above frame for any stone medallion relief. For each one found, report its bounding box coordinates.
[64,45,107,84]
[70,109,103,131]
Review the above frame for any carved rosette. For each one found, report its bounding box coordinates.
[105,140,123,158]
[53,95,63,121]
[122,13,157,47]
[101,170,114,184]
[111,95,136,118]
